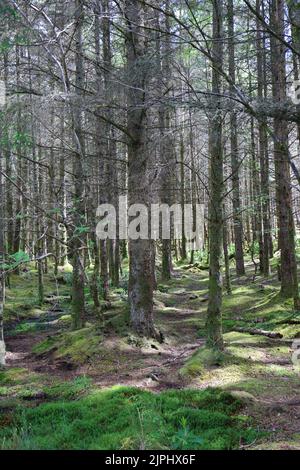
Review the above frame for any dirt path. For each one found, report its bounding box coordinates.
[4,273,206,388]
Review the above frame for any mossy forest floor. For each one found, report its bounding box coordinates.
[1,258,300,450]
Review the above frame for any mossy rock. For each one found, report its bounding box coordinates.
[32,327,103,363]
[229,390,257,403]
[179,347,224,379]
[56,314,72,325]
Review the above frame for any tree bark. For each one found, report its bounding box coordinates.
[228,0,245,276]
[205,0,224,351]
[71,0,86,329]
[270,0,300,306]
[125,0,160,340]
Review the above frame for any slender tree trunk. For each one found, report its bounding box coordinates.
[256,0,271,275]
[180,135,187,260]
[71,0,86,329]
[228,0,245,276]
[223,205,232,295]
[250,116,263,273]
[205,0,224,351]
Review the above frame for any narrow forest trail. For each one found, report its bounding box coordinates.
[4,270,207,389]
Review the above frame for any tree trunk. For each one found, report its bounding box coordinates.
[205,0,224,351]
[125,0,160,340]
[270,0,299,306]
[227,0,245,276]
[256,0,271,276]
[71,0,86,329]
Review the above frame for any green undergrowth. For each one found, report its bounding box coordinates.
[0,386,259,450]
[180,333,300,398]
[4,270,70,324]
[220,282,300,339]
[0,367,92,404]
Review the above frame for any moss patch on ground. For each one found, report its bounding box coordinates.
[180,347,224,379]
[0,386,258,450]
[32,326,104,363]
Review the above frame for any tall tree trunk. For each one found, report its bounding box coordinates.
[125,0,160,340]
[256,0,271,276]
[94,0,110,301]
[205,0,224,351]
[250,116,263,273]
[71,0,86,329]
[223,205,232,295]
[270,0,299,307]
[228,0,245,276]
[180,135,187,260]
[157,2,173,281]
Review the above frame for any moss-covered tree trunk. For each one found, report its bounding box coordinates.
[205,0,224,351]
[125,0,159,340]
[270,0,300,307]
[71,0,86,329]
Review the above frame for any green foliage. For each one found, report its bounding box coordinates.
[12,322,40,334]
[1,250,30,271]
[74,225,90,236]
[157,284,169,293]
[171,417,203,450]
[0,37,11,53]
[0,368,30,386]
[62,272,73,286]
[12,131,33,149]
[0,386,257,450]
[0,4,17,17]
[47,376,92,400]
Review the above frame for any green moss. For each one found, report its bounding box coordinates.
[33,327,103,363]
[46,376,92,399]
[223,332,270,345]
[180,347,224,379]
[55,314,72,326]
[4,271,68,323]
[0,368,31,386]
[0,386,258,450]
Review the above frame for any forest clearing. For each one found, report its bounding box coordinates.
[1,0,300,454]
